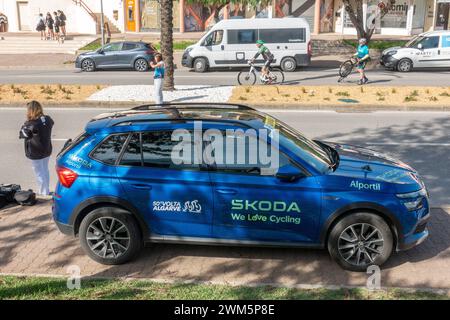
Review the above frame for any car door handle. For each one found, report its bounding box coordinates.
[221,45,224,50]
[131,184,152,190]
[216,188,237,195]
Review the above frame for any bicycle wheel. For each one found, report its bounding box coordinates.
[237,70,257,85]
[339,60,354,78]
[268,68,285,84]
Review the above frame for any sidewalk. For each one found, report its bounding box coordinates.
[0,201,449,290]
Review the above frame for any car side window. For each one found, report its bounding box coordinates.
[91,134,129,165]
[102,42,122,52]
[417,36,440,49]
[122,43,138,51]
[210,130,292,176]
[141,131,201,170]
[120,133,142,166]
[228,29,256,44]
[203,30,223,46]
[442,35,450,48]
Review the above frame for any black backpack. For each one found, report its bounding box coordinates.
[0,184,21,202]
[14,190,37,206]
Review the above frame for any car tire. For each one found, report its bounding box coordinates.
[134,58,149,72]
[327,212,394,272]
[81,58,96,72]
[397,58,412,72]
[281,57,297,72]
[79,207,143,265]
[193,57,208,73]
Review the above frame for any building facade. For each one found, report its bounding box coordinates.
[0,0,449,36]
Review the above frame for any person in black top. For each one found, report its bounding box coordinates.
[19,101,54,196]
[58,10,67,37]
[45,12,54,40]
[54,11,61,43]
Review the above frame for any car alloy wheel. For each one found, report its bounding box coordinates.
[135,58,148,72]
[86,217,131,259]
[81,59,95,72]
[397,59,412,72]
[337,223,384,267]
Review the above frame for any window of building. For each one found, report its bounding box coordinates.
[228,29,257,44]
[91,134,129,165]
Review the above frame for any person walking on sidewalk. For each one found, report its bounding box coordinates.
[45,12,54,40]
[36,13,46,40]
[19,101,54,196]
[53,12,61,44]
[58,10,67,38]
[354,38,370,85]
[150,53,165,105]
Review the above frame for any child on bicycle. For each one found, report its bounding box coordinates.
[250,40,274,83]
[354,38,370,85]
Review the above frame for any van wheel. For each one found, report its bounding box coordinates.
[79,207,143,265]
[397,59,412,72]
[194,58,208,72]
[281,57,297,72]
[327,212,393,272]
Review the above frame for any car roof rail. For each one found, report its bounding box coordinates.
[130,102,256,111]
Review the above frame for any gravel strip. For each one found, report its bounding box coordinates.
[87,85,235,103]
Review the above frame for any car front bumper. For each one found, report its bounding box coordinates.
[182,51,194,68]
[380,55,399,68]
[397,210,430,251]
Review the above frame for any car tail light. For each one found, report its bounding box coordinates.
[57,166,78,188]
[308,41,312,56]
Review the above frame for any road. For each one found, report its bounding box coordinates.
[1,108,449,206]
[1,68,450,86]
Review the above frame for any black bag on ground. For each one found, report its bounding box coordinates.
[14,190,37,206]
[0,184,21,202]
[0,195,7,209]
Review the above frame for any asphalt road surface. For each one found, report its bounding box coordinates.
[1,108,449,206]
[1,68,450,86]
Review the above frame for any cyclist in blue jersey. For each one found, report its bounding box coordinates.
[354,38,370,85]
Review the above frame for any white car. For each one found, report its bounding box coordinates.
[181,18,312,73]
[380,30,450,72]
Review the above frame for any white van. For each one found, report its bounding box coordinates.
[181,18,311,72]
[380,30,450,72]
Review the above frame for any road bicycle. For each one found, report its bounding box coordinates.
[337,57,359,83]
[237,61,285,85]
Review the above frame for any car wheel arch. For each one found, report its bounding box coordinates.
[71,196,149,238]
[321,203,400,248]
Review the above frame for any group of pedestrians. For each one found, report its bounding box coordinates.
[37,11,67,43]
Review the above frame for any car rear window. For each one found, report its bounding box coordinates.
[91,134,129,165]
[57,132,91,158]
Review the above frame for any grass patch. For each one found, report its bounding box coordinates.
[79,39,196,52]
[343,39,407,51]
[0,275,448,300]
[335,91,350,97]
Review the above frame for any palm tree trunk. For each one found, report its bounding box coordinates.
[160,0,174,91]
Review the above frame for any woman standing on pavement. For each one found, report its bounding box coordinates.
[36,13,46,40]
[150,53,165,105]
[19,101,54,196]
[58,10,67,38]
[53,12,61,44]
[45,12,54,40]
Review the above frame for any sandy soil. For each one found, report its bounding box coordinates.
[0,84,104,103]
[229,86,450,106]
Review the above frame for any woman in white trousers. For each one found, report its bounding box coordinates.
[19,101,54,196]
[150,53,165,105]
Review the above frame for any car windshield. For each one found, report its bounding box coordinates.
[262,114,333,173]
[404,35,422,48]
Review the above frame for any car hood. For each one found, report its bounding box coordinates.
[382,46,402,55]
[322,141,424,193]
[78,50,97,57]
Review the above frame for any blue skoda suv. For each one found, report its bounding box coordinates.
[53,103,430,271]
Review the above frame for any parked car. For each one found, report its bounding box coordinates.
[182,18,312,72]
[380,30,450,72]
[75,41,157,72]
[53,103,429,271]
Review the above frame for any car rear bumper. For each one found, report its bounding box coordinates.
[53,216,74,236]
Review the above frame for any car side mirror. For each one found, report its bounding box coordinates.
[417,44,423,50]
[275,165,305,182]
[98,49,104,54]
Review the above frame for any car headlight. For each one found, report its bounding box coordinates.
[386,50,397,56]
[185,47,193,54]
[396,188,428,211]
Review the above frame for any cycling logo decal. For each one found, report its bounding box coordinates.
[153,200,202,214]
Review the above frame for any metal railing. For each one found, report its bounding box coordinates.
[72,0,98,23]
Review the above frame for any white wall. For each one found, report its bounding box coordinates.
[84,0,125,32]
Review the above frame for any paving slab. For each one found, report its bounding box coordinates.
[0,201,449,290]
